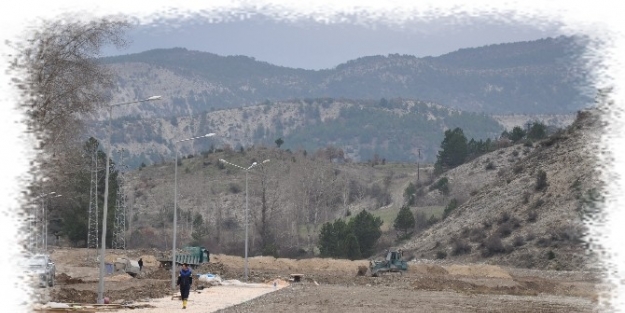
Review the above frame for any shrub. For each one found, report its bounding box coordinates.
[485,162,496,170]
[229,183,242,194]
[536,237,552,247]
[496,223,513,238]
[482,220,492,230]
[527,210,538,223]
[509,216,521,228]
[451,238,472,256]
[547,250,556,260]
[512,150,519,157]
[513,164,524,174]
[427,215,440,227]
[532,198,545,209]
[482,236,506,257]
[443,198,459,219]
[429,177,450,195]
[469,228,486,243]
[498,212,511,224]
[435,251,447,259]
[522,192,531,204]
[535,170,548,191]
[513,235,525,247]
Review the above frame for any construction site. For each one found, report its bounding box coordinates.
[29,246,605,313]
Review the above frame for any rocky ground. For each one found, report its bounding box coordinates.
[28,247,611,312]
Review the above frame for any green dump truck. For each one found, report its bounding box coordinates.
[157,246,210,269]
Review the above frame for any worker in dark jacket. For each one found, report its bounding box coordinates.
[138,258,143,271]
[176,263,193,309]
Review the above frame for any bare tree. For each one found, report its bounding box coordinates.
[9,17,130,193]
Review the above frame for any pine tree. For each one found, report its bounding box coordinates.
[348,210,383,258]
[345,234,362,260]
[393,205,416,237]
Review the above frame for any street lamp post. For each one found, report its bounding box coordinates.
[218,158,269,282]
[98,95,162,304]
[171,133,215,290]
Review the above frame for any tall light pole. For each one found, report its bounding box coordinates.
[171,133,215,290]
[218,158,269,282]
[98,95,162,304]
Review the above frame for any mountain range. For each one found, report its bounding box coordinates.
[88,36,593,168]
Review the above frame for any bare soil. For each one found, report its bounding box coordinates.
[33,248,607,313]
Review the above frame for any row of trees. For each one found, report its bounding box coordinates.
[435,122,549,173]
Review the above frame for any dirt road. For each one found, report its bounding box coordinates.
[216,283,598,313]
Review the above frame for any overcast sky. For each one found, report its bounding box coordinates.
[103,15,567,70]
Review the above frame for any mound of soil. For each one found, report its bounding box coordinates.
[56,273,84,285]
[409,264,449,276]
[144,267,172,280]
[445,264,511,279]
[194,261,230,276]
[52,288,97,303]
[51,280,172,304]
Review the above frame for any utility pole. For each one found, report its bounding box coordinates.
[113,149,128,250]
[87,142,99,256]
[416,149,421,184]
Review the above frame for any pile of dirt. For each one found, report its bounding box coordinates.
[105,273,134,282]
[356,265,368,276]
[211,255,368,275]
[56,273,84,285]
[408,264,449,276]
[194,261,231,276]
[104,282,171,303]
[137,255,159,267]
[51,280,172,304]
[445,264,512,279]
[144,267,172,280]
[51,288,97,303]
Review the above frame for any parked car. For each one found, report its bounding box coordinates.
[28,254,55,288]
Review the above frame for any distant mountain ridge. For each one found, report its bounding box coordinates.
[87,36,590,168]
[99,35,592,118]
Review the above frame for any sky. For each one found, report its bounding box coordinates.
[103,15,566,70]
[1,1,625,312]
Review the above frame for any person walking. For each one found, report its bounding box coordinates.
[138,258,143,271]
[176,263,193,309]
